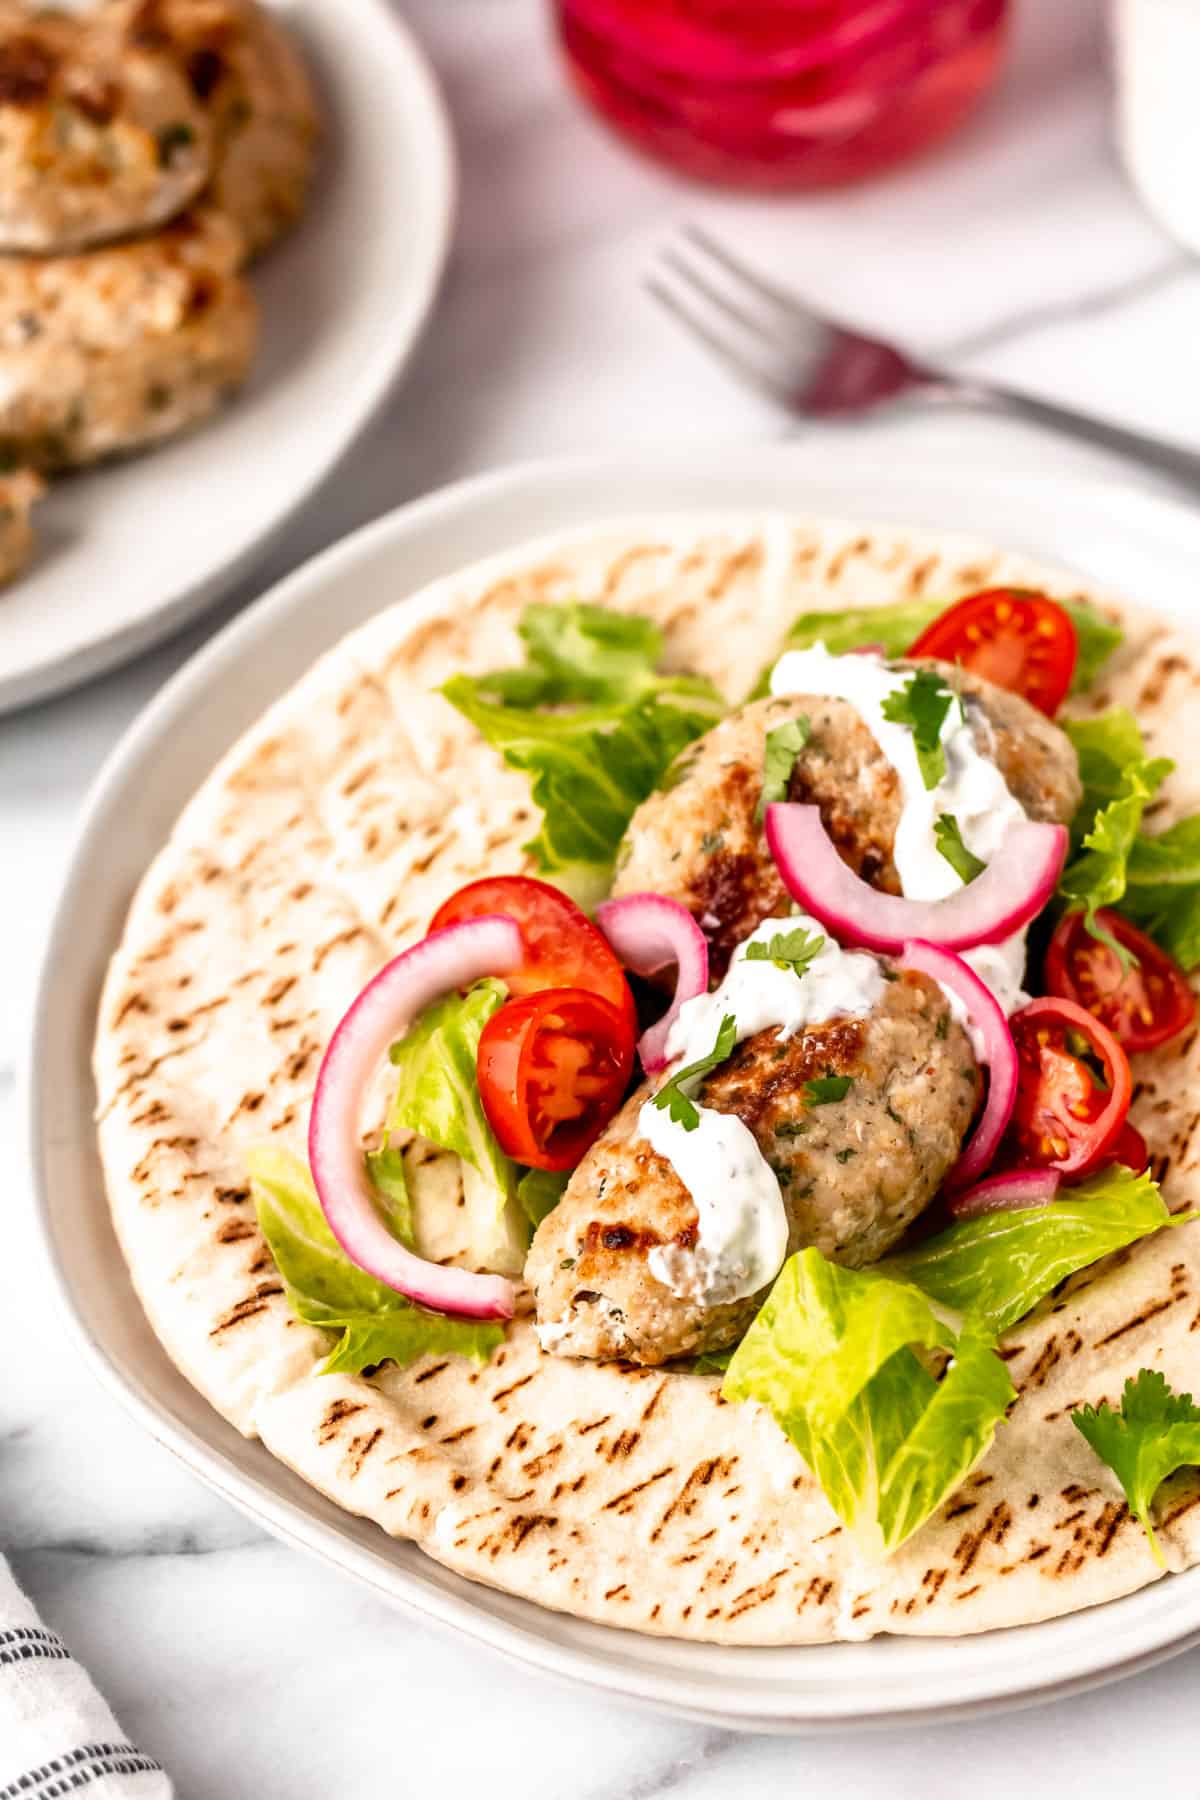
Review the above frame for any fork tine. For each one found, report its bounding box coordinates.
[644,272,793,403]
[680,222,826,331]
[658,243,798,357]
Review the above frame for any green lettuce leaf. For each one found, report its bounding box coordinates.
[1058,711,1173,948]
[722,1249,1015,1556]
[1123,817,1200,969]
[1073,1370,1200,1564]
[248,1147,504,1375]
[887,1166,1192,1337]
[476,603,666,707]
[387,979,516,1216]
[517,1167,569,1229]
[751,595,1122,698]
[442,603,724,884]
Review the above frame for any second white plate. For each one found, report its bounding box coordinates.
[0,0,454,715]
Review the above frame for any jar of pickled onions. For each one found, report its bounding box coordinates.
[553,0,1011,190]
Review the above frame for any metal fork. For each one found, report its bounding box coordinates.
[648,225,1200,489]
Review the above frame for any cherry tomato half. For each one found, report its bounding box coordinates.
[476,986,635,1172]
[908,589,1078,717]
[1008,996,1132,1178]
[431,876,634,1024]
[1113,1121,1150,1176]
[1044,908,1195,1054]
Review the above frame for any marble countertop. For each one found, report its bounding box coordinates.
[5,0,1200,1790]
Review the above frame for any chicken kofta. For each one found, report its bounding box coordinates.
[531,649,1083,1365]
[528,925,978,1364]
[0,0,212,254]
[0,206,256,471]
[120,0,321,261]
[612,660,1082,978]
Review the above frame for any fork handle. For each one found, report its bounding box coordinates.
[928,376,1200,492]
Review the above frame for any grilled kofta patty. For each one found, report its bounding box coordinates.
[612,662,1082,978]
[0,0,212,254]
[528,967,978,1365]
[0,467,42,587]
[119,0,320,261]
[0,206,256,471]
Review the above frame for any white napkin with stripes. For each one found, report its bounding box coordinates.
[0,1557,172,1797]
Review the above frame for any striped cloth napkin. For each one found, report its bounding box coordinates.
[0,1558,171,1798]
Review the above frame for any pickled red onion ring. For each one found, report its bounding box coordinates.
[308,917,522,1319]
[946,1168,1062,1221]
[764,803,1067,955]
[595,892,709,1072]
[899,939,1017,1192]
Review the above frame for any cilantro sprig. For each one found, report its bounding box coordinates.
[934,814,984,884]
[881,670,958,790]
[804,1075,853,1107]
[757,716,810,822]
[744,926,825,976]
[650,1014,737,1133]
[1073,1369,1200,1564]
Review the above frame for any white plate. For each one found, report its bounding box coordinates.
[0,0,454,715]
[29,447,1200,1732]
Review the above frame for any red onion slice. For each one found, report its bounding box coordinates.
[765,803,1067,955]
[947,1167,1062,1220]
[308,916,523,1319]
[899,939,1018,1192]
[595,892,709,1073]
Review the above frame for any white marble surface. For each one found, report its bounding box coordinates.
[5,0,1200,1789]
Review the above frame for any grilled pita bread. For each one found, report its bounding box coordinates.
[94,516,1200,1643]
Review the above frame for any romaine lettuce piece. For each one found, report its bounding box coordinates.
[1058,711,1174,951]
[887,1166,1193,1337]
[517,1167,568,1229]
[1074,1370,1200,1564]
[387,979,516,1218]
[249,1147,503,1375]
[722,1249,1014,1556]
[477,603,668,707]
[442,603,724,884]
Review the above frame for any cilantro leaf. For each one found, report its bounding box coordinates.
[651,1014,737,1132]
[757,715,810,822]
[934,814,984,884]
[805,1075,853,1106]
[442,608,723,888]
[752,595,1122,699]
[743,926,825,975]
[248,1147,504,1377]
[1073,1369,1200,1564]
[880,669,957,790]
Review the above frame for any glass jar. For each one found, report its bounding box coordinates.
[553,0,1010,190]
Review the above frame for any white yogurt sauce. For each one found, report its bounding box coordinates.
[639,915,885,1306]
[769,644,1031,1024]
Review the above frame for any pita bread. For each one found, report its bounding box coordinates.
[94,515,1200,1644]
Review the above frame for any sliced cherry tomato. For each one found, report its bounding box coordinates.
[1112,1121,1149,1175]
[1008,996,1132,1178]
[476,986,635,1171]
[431,876,634,1024]
[907,589,1077,717]
[1044,907,1195,1054]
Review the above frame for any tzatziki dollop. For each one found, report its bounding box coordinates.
[769,643,1032,1028]
[639,915,885,1306]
